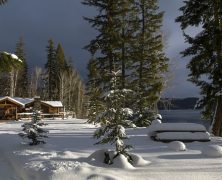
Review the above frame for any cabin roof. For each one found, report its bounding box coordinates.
[0,97,63,108]
[41,101,63,108]
[0,96,26,107]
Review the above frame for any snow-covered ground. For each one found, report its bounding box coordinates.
[1,119,222,180]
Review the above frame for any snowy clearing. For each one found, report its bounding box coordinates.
[1,119,222,180]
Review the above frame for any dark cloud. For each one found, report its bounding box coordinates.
[0,0,201,97]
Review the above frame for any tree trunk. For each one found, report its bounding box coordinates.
[212,96,222,136]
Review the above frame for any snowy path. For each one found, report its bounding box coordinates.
[0,119,222,180]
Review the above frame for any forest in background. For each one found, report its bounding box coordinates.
[0,38,86,118]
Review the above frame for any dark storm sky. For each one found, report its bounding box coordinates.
[0,0,200,98]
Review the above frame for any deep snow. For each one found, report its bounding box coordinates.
[0,119,222,180]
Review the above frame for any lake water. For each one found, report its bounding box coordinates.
[159,110,210,128]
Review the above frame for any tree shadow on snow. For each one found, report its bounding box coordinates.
[158,153,205,160]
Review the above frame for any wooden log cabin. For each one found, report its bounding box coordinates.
[0,96,64,120]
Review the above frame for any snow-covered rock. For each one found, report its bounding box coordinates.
[201,145,222,157]
[168,141,186,151]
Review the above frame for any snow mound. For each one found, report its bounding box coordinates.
[151,119,162,125]
[168,141,186,151]
[201,145,222,157]
[88,150,149,169]
[88,149,109,164]
[130,153,151,166]
[111,154,135,170]
[155,114,162,120]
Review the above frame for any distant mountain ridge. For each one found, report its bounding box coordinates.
[158,97,199,110]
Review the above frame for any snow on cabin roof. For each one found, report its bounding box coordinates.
[0,96,26,107]
[41,101,63,107]
[13,97,34,105]
[0,96,63,107]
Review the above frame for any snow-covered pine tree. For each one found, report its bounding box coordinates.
[93,70,133,164]
[19,97,48,145]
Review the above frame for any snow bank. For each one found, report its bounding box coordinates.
[155,132,210,141]
[168,141,186,151]
[201,145,222,157]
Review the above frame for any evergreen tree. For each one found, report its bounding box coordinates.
[84,0,168,127]
[19,97,48,145]
[176,0,222,136]
[131,0,168,126]
[86,55,104,124]
[83,0,138,91]
[45,39,58,100]
[56,43,68,71]
[15,37,29,97]
[0,52,22,72]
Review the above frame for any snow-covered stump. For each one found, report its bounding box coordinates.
[88,149,151,169]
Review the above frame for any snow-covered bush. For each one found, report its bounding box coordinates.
[201,145,222,157]
[168,141,186,151]
[19,98,48,145]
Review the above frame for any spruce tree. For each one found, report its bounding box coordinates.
[86,55,104,124]
[93,70,133,163]
[56,43,68,71]
[19,97,48,145]
[45,39,58,100]
[131,0,168,126]
[176,0,222,136]
[15,37,29,97]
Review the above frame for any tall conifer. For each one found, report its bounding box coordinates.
[15,37,29,97]
[45,39,58,100]
[131,0,168,126]
[176,0,222,136]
